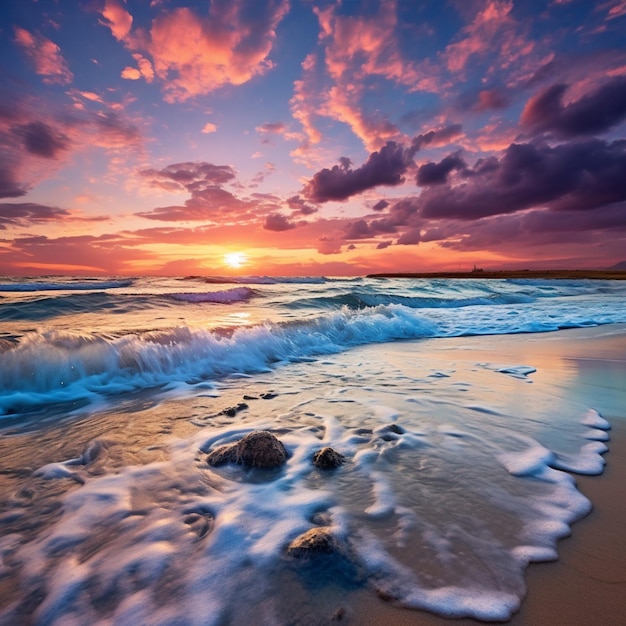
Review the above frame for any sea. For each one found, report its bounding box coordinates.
[0,275,625,624]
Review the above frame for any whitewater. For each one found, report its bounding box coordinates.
[0,275,625,624]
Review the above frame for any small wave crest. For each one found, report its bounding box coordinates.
[169,287,255,304]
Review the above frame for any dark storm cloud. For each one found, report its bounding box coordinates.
[303,141,413,202]
[303,126,467,203]
[417,139,626,220]
[521,77,626,138]
[12,121,69,158]
[0,202,70,228]
[372,199,389,211]
[264,213,296,231]
[416,153,466,186]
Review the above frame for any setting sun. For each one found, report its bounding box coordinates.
[224,252,248,269]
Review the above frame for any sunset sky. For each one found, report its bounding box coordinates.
[1,0,626,276]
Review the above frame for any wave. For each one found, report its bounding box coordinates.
[0,279,133,292]
[287,291,535,310]
[2,292,625,418]
[0,292,157,322]
[169,287,255,304]
[0,305,438,417]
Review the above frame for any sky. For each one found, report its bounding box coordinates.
[1,0,626,276]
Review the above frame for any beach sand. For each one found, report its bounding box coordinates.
[0,325,624,624]
[346,326,626,625]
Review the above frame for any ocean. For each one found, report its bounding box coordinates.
[1,275,625,624]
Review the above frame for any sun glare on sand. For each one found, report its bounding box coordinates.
[224,252,248,269]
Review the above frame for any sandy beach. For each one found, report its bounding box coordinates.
[1,321,624,624]
[346,325,626,625]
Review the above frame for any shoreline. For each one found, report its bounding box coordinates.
[367,270,626,280]
[346,325,626,625]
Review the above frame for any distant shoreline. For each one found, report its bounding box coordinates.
[367,270,626,280]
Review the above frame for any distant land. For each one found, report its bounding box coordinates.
[367,269,626,280]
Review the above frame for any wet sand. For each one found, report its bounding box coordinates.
[348,325,626,625]
[1,326,624,624]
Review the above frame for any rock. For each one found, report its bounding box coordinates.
[207,430,287,469]
[312,447,345,470]
[260,392,277,400]
[287,527,337,557]
[220,402,248,417]
[206,443,239,466]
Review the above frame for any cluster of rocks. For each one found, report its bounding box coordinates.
[206,430,346,471]
[206,432,349,562]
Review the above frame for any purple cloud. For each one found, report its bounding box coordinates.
[521,77,626,138]
[417,153,466,186]
[140,162,236,193]
[0,202,70,229]
[264,213,296,231]
[12,121,69,158]
[417,139,626,220]
[303,141,413,202]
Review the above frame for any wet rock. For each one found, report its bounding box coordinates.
[207,430,287,469]
[312,447,345,470]
[287,527,337,557]
[206,443,238,466]
[242,395,258,400]
[220,402,248,417]
[260,392,277,400]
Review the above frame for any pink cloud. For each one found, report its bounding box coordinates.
[443,0,533,78]
[121,67,142,80]
[0,88,144,198]
[98,1,288,101]
[297,0,441,153]
[147,2,289,102]
[290,53,323,156]
[99,0,133,41]
[606,1,626,20]
[13,27,73,85]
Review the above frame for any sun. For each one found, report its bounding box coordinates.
[224,252,248,269]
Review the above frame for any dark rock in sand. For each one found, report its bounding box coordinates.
[287,527,337,557]
[206,443,239,466]
[207,430,287,468]
[312,447,346,470]
[260,392,277,400]
[220,402,248,417]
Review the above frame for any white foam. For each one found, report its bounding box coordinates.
[582,408,611,430]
